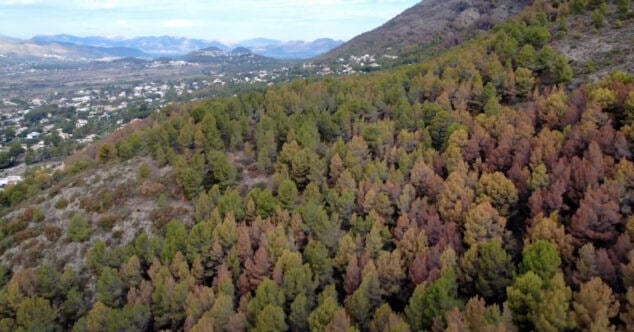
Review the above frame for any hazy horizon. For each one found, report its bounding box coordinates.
[0,0,420,43]
[5,34,345,44]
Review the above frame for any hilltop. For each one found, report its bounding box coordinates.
[321,0,530,60]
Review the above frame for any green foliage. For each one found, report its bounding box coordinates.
[405,269,461,330]
[460,240,514,301]
[592,9,605,29]
[290,293,312,331]
[98,144,114,163]
[218,188,243,220]
[309,286,340,332]
[86,240,110,274]
[96,267,124,308]
[160,220,187,262]
[506,271,543,330]
[36,264,60,299]
[54,198,69,209]
[247,279,285,326]
[254,304,288,332]
[137,163,151,181]
[174,156,204,199]
[519,240,561,281]
[67,213,91,242]
[16,297,57,332]
[207,150,237,189]
[277,179,299,210]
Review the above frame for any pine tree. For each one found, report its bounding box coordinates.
[16,297,57,332]
[463,202,507,247]
[183,286,215,330]
[246,279,285,326]
[459,240,513,302]
[506,271,543,331]
[309,286,340,332]
[345,261,382,328]
[207,293,234,332]
[325,308,359,332]
[620,287,634,330]
[36,263,60,300]
[519,240,561,281]
[278,179,299,210]
[573,277,618,331]
[376,250,405,298]
[476,172,518,217]
[96,267,125,308]
[289,293,312,332]
[303,240,334,288]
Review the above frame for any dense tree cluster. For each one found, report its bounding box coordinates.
[0,0,633,330]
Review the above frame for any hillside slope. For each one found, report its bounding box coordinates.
[321,0,530,60]
[0,1,633,331]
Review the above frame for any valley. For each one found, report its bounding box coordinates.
[0,36,392,172]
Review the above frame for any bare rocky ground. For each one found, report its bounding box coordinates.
[553,11,634,85]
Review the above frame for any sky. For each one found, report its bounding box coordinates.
[0,0,421,42]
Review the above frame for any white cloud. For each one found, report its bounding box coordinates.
[162,19,196,28]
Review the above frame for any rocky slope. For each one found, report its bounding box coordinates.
[321,0,530,60]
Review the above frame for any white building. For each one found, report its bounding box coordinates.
[0,175,22,187]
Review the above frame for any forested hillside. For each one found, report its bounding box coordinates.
[0,0,633,331]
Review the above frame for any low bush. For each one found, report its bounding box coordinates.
[67,213,91,242]
[55,198,69,209]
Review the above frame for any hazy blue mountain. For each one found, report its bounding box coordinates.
[243,38,344,59]
[30,35,343,59]
[0,37,150,61]
[237,38,282,48]
[32,34,229,56]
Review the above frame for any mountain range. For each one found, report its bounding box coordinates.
[0,36,150,61]
[29,34,343,59]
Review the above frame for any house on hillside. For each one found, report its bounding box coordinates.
[0,175,22,188]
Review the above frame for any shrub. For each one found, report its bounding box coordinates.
[44,225,62,242]
[139,180,165,196]
[55,198,69,209]
[80,190,114,213]
[97,214,119,230]
[6,218,28,236]
[20,207,34,222]
[31,207,45,223]
[14,227,39,244]
[67,213,91,242]
[138,163,151,181]
[112,230,123,240]
[592,9,604,29]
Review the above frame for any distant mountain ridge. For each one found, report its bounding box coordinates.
[182,46,278,68]
[32,34,227,57]
[249,38,344,59]
[31,34,343,59]
[0,38,151,61]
